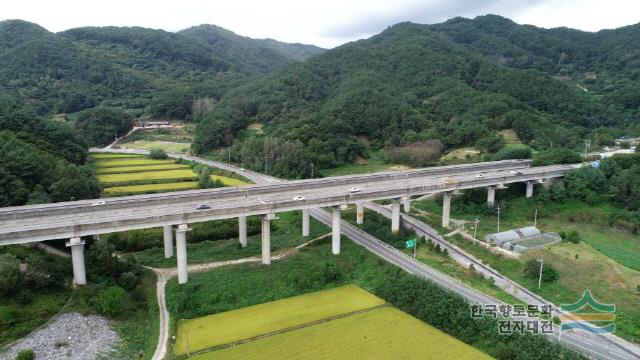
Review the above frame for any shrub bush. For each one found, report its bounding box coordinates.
[149,149,168,159]
[98,286,127,316]
[16,349,35,360]
[523,259,559,282]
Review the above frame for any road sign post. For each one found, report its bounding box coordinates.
[405,239,416,258]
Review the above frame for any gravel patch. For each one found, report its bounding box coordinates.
[1,313,120,360]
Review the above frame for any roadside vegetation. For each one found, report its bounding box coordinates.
[409,155,640,343]
[165,233,583,359]
[0,246,72,347]
[120,211,329,268]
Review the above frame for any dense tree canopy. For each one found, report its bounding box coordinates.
[193,18,635,176]
[75,107,134,147]
[0,98,100,206]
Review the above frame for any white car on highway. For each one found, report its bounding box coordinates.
[474,174,484,178]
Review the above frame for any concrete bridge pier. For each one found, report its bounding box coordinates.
[163,225,173,258]
[487,186,496,207]
[526,181,534,198]
[356,203,364,224]
[239,216,247,247]
[176,224,190,284]
[302,209,310,237]
[66,237,86,285]
[442,191,452,229]
[332,206,341,255]
[261,214,274,265]
[391,199,401,234]
[402,197,410,212]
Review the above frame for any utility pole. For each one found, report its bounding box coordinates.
[228,147,231,165]
[537,256,544,289]
[473,217,480,245]
[533,208,538,227]
[496,205,501,233]
[310,162,314,179]
[413,239,417,259]
[264,153,268,175]
[584,139,591,158]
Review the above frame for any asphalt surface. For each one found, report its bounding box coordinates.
[6,147,637,359]
[0,156,574,245]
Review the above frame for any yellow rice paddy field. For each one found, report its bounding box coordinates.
[97,169,198,184]
[89,153,248,195]
[174,285,385,355]
[177,285,491,360]
[95,164,191,174]
[104,182,199,195]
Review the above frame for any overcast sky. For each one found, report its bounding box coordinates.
[2,0,639,48]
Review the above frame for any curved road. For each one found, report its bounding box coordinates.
[96,148,639,360]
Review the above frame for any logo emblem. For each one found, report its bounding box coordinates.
[560,290,615,334]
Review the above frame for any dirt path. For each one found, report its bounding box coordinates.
[149,233,330,360]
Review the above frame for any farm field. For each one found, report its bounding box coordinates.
[89,153,143,159]
[174,285,385,356]
[95,163,191,174]
[410,197,640,342]
[122,140,191,153]
[188,306,490,360]
[90,153,249,196]
[92,158,176,168]
[104,182,199,195]
[97,169,198,184]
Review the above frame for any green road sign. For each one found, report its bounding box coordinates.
[405,239,416,249]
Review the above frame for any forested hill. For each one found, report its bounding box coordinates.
[0,19,324,116]
[193,17,639,177]
[0,97,100,207]
[429,15,640,120]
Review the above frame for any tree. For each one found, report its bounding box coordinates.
[148,149,168,159]
[98,286,127,316]
[191,97,216,119]
[0,254,21,297]
[524,259,558,282]
[75,107,133,147]
[475,134,505,153]
[493,146,533,160]
[197,167,214,188]
[610,166,640,210]
[564,167,607,202]
[533,148,582,166]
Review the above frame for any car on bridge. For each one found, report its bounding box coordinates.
[196,204,211,210]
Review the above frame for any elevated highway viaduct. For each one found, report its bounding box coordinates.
[0,159,575,285]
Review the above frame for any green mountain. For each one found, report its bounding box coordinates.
[0,97,100,206]
[0,20,324,115]
[194,17,639,177]
[429,15,640,119]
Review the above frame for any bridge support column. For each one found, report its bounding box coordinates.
[332,206,341,255]
[442,191,452,229]
[391,199,401,234]
[163,225,173,258]
[487,186,496,207]
[403,197,410,212]
[66,237,86,285]
[239,216,247,247]
[526,181,534,198]
[176,224,190,284]
[262,214,273,265]
[356,203,364,224]
[302,209,310,237]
